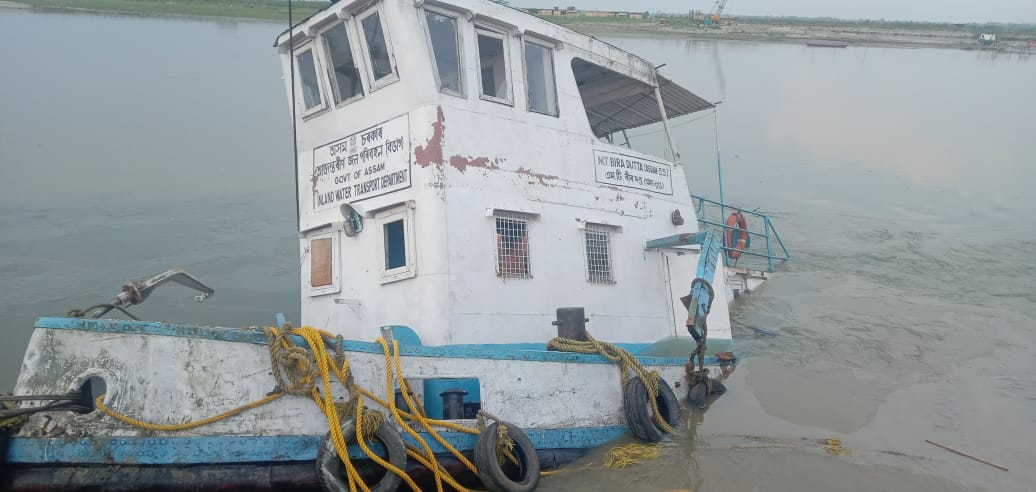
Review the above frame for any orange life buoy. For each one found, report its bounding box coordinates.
[724,212,748,260]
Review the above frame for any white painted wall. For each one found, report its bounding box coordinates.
[279,0,725,347]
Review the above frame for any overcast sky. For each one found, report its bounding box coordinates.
[515,0,1036,24]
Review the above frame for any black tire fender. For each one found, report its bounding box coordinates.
[474,421,541,492]
[316,417,407,492]
[623,377,681,442]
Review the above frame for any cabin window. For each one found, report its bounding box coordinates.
[378,206,416,283]
[322,23,364,105]
[359,10,397,88]
[494,213,531,278]
[583,223,616,284]
[476,28,512,104]
[295,47,325,114]
[424,10,463,95]
[524,40,557,116]
[309,232,341,296]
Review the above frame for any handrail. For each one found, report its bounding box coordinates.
[690,194,790,272]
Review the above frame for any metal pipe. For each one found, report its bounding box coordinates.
[653,79,680,162]
[712,106,725,218]
[764,217,774,271]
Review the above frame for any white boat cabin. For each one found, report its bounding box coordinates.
[274,0,731,346]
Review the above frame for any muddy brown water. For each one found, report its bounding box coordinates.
[1,8,1035,491]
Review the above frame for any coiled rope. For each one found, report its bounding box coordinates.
[546,331,674,434]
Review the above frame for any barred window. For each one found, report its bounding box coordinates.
[495,214,530,278]
[584,223,614,284]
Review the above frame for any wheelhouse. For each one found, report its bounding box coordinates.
[274,0,727,346]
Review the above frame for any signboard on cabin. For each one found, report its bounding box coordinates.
[311,114,411,211]
[592,149,673,195]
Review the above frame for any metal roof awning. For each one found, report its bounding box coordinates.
[574,59,714,137]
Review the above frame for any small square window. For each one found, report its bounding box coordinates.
[384,219,406,270]
[476,29,511,104]
[378,206,416,284]
[584,224,615,284]
[495,214,530,278]
[295,47,325,114]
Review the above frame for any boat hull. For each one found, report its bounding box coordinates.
[3,317,732,489]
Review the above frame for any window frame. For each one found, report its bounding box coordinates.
[474,26,513,106]
[492,211,535,279]
[377,205,416,284]
[309,230,342,296]
[356,6,400,92]
[318,20,367,108]
[422,6,466,98]
[522,37,559,117]
[293,42,329,119]
[581,222,617,285]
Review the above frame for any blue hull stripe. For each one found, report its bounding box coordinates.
[5,426,628,465]
[34,317,718,366]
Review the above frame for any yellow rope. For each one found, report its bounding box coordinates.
[95,392,284,431]
[547,332,675,434]
[91,324,566,489]
[603,443,661,469]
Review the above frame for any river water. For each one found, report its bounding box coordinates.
[1,8,1034,492]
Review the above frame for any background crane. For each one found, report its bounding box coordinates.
[710,0,728,21]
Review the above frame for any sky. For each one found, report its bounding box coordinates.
[515,0,1036,24]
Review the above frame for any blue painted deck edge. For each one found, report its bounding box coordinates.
[34,317,718,366]
[6,426,628,465]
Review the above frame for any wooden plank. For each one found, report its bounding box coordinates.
[310,238,332,287]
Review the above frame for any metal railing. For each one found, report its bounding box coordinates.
[691,194,791,272]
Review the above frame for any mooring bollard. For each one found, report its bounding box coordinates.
[440,389,468,420]
[552,307,589,341]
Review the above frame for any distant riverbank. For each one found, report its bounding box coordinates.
[3,0,1035,53]
[0,0,325,21]
[552,16,1036,53]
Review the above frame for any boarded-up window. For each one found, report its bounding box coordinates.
[311,238,333,287]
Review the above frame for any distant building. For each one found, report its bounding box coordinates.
[527,7,644,19]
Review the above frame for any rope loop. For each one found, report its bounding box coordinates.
[547,331,674,434]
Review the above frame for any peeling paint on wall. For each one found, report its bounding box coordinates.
[514,167,559,186]
[448,155,498,173]
[415,106,445,168]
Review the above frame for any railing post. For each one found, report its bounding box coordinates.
[764,217,774,271]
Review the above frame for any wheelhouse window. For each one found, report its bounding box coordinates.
[378,206,416,283]
[583,223,616,284]
[524,40,557,115]
[322,23,363,105]
[494,213,530,278]
[295,47,325,114]
[359,10,397,87]
[424,10,463,95]
[476,28,511,104]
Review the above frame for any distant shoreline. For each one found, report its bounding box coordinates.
[557,19,1035,53]
[3,1,1034,54]
[0,0,324,22]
